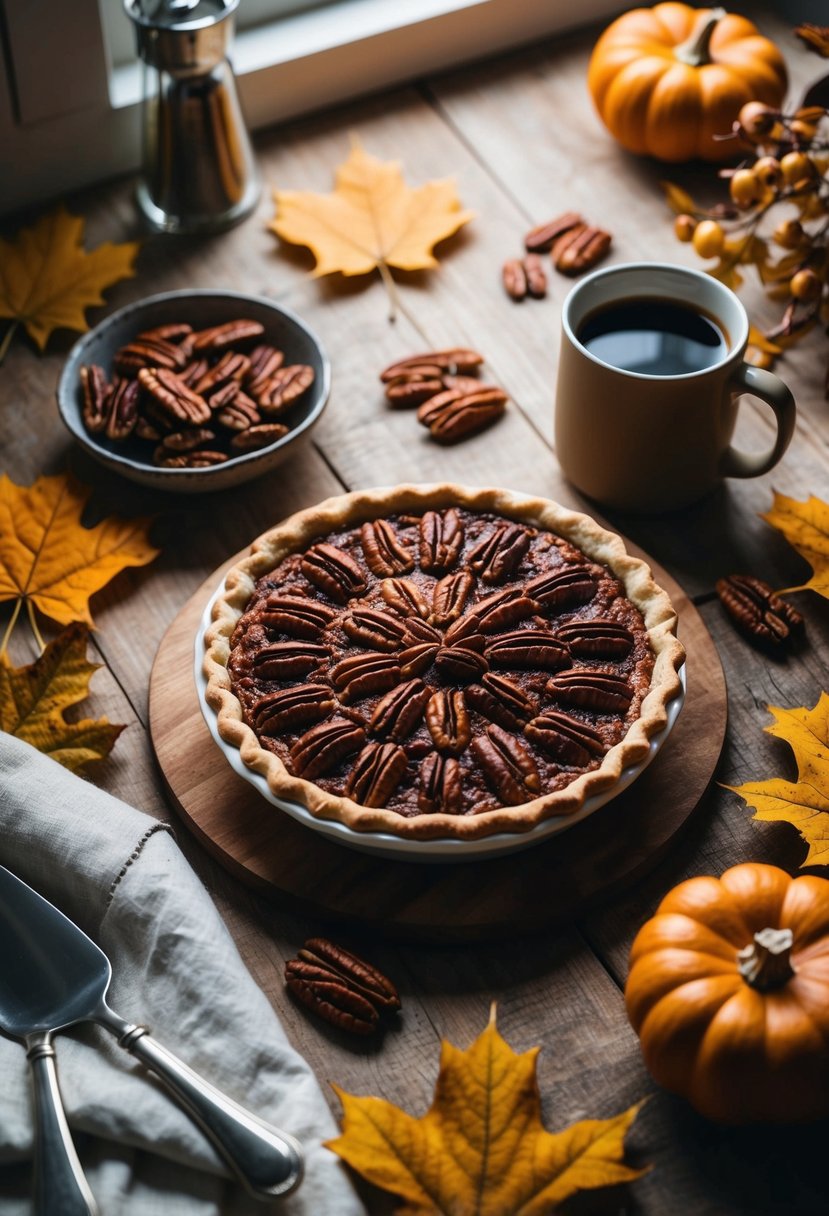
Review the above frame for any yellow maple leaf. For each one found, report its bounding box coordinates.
[326,1007,647,1215]
[661,181,697,216]
[271,139,474,315]
[728,694,829,866]
[762,491,829,599]
[0,622,124,771]
[0,205,139,356]
[0,471,158,632]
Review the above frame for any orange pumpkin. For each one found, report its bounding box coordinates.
[588,4,788,162]
[626,863,829,1123]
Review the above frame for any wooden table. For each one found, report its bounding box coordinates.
[4,6,829,1211]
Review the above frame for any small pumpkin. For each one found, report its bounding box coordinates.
[626,862,829,1123]
[588,4,788,162]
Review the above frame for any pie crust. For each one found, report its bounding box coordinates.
[203,484,685,840]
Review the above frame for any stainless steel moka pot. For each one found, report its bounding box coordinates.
[124,0,260,234]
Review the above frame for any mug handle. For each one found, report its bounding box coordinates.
[719,363,796,479]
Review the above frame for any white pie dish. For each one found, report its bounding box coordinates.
[194,582,685,862]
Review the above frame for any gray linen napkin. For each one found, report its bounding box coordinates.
[0,733,366,1216]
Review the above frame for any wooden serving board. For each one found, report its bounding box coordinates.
[149,556,726,942]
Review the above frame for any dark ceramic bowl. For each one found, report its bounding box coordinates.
[57,290,330,493]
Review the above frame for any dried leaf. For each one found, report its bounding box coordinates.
[0,623,124,771]
[727,694,829,866]
[326,1007,647,1214]
[271,138,474,315]
[708,259,743,291]
[0,471,158,629]
[795,24,829,58]
[762,491,829,599]
[747,325,783,355]
[661,181,697,216]
[0,205,139,352]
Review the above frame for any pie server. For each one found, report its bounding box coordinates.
[0,864,304,1202]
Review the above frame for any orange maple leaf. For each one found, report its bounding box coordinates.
[728,693,829,866]
[0,205,139,359]
[326,1007,647,1214]
[0,471,158,636]
[270,138,474,317]
[762,491,829,600]
[0,623,124,771]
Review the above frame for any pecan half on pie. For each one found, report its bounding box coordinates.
[204,486,685,840]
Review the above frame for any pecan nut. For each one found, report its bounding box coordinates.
[229,423,289,451]
[369,679,431,741]
[552,224,612,275]
[301,543,367,603]
[256,364,315,414]
[380,577,431,620]
[346,741,408,807]
[417,386,507,443]
[525,711,605,765]
[554,619,634,658]
[251,684,335,735]
[138,367,211,426]
[114,334,189,376]
[342,607,411,651]
[546,669,633,713]
[466,674,537,730]
[523,253,547,299]
[192,319,265,352]
[193,350,251,396]
[104,379,140,440]
[214,395,262,431]
[380,348,484,381]
[246,344,285,395]
[289,717,366,778]
[80,365,111,433]
[297,937,401,1011]
[329,652,401,703]
[432,571,475,625]
[471,587,537,633]
[484,629,570,671]
[418,752,462,814]
[261,594,338,639]
[472,723,540,805]
[434,643,489,683]
[284,972,378,1036]
[425,689,471,756]
[360,519,414,577]
[250,640,329,680]
[524,212,584,253]
[384,373,445,408]
[156,449,228,468]
[419,509,464,572]
[716,574,804,648]
[524,566,597,610]
[468,523,531,584]
[502,258,528,301]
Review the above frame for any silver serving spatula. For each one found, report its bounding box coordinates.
[0,864,303,1200]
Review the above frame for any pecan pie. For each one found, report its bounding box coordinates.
[204,485,685,840]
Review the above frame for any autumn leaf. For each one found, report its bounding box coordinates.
[661,181,697,216]
[271,138,474,317]
[0,471,158,638]
[326,1007,647,1214]
[728,694,829,866]
[762,491,829,599]
[0,622,124,771]
[0,205,139,360]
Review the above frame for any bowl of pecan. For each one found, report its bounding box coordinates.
[56,290,330,492]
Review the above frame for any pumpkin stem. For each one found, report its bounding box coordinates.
[674,7,726,68]
[737,927,796,991]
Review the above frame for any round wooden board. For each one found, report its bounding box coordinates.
[149,555,726,942]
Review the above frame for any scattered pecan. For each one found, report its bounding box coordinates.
[546,669,633,713]
[426,689,471,756]
[554,619,634,658]
[285,936,401,1036]
[301,543,367,603]
[552,223,612,275]
[524,212,584,253]
[502,258,528,301]
[384,373,445,408]
[523,253,547,299]
[472,724,540,805]
[417,385,508,443]
[346,741,408,807]
[716,574,804,648]
[380,348,484,381]
[360,519,414,577]
[418,752,462,814]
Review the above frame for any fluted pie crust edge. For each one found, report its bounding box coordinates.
[203,483,685,840]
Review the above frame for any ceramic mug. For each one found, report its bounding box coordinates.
[554,262,796,512]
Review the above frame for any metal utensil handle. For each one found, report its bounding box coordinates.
[107,1020,303,1200]
[26,1033,99,1216]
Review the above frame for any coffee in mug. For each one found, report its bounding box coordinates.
[554,263,796,513]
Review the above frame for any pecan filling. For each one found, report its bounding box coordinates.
[227,509,655,818]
